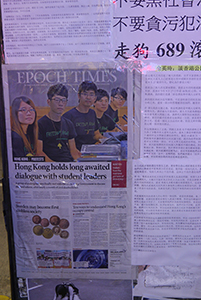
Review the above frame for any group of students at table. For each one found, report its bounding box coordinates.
[11,81,127,162]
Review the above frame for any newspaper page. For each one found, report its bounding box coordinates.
[133,66,201,266]
[2,62,133,283]
[0,0,112,63]
[132,66,201,297]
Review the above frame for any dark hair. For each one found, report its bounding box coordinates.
[47,84,68,100]
[78,81,97,95]
[11,96,38,154]
[111,87,127,101]
[95,89,109,102]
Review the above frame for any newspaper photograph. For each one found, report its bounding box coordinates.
[5,63,128,164]
[27,278,132,300]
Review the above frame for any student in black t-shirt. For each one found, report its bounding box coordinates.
[63,81,102,151]
[105,87,127,123]
[37,84,81,162]
[11,96,38,158]
[94,89,115,134]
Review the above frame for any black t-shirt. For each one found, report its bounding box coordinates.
[63,108,99,151]
[38,115,77,161]
[105,105,119,123]
[97,113,115,134]
[12,131,33,157]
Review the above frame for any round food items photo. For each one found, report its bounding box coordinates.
[32,215,41,224]
[33,225,44,236]
[50,215,60,225]
[52,226,61,235]
[59,218,69,229]
[40,218,49,227]
[43,228,53,239]
[60,230,69,239]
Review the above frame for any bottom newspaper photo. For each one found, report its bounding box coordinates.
[16,278,132,300]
